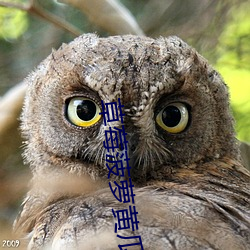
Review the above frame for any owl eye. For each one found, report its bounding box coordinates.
[66,97,101,127]
[156,103,189,133]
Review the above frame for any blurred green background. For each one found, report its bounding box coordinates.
[0,0,249,241]
[0,0,249,140]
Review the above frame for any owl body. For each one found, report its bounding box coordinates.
[15,34,250,249]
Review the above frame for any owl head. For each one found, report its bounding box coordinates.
[21,34,239,185]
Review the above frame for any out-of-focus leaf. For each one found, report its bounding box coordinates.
[0,7,28,40]
[216,2,250,69]
[58,0,144,35]
[215,1,250,142]
[218,67,250,111]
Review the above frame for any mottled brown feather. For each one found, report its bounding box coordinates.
[14,34,250,250]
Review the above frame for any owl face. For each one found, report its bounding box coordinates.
[22,34,238,183]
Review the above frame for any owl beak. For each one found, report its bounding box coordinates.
[119,132,138,180]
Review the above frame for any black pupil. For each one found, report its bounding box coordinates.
[162,105,181,127]
[76,100,96,121]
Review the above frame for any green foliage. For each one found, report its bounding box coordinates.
[0,5,28,40]
[216,1,250,142]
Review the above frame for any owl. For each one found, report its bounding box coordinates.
[14,34,250,250]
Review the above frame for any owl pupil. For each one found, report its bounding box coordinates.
[162,106,181,127]
[76,100,96,121]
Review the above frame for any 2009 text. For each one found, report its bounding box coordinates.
[2,240,20,248]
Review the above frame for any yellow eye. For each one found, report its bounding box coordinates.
[66,97,101,127]
[156,103,189,133]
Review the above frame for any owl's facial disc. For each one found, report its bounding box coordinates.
[21,34,239,185]
[62,88,194,182]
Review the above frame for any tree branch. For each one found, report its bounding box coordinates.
[0,0,81,36]
[0,1,28,11]
[59,0,144,35]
